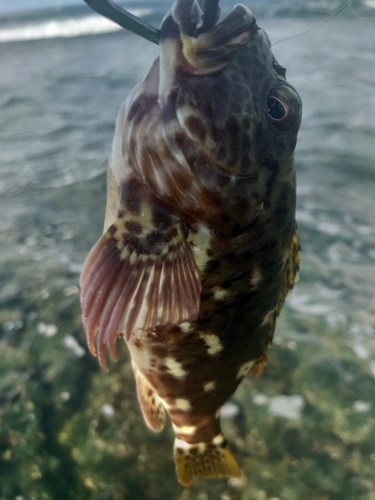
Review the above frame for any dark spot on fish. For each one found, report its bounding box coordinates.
[128,95,155,123]
[211,83,229,107]
[121,177,141,215]
[242,116,251,129]
[233,294,252,308]
[241,133,251,155]
[238,55,248,66]
[232,101,242,114]
[152,344,168,357]
[152,208,173,230]
[260,239,278,252]
[240,250,253,263]
[108,225,117,235]
[226,116,239,139]
[160,92,177,124]
[134,339,143,349]
[185,116,207,142]
[125,220,143,235]
[241,69,249,79]
[223,223,242,238]
[221,272,247,290]
[240,155,250,169]
[174,132,189,150]
[201,290,214,301]
[216,145,226,161]
[210,124,224,143]
[221,214,230,225]
[197,316,211,326]
[229,139,239,166]
[206,259,220,272]
[123,233,141,250]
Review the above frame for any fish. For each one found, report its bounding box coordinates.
[80,0,302,486]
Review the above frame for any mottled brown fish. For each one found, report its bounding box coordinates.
[80,0,302,486]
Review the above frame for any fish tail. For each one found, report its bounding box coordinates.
[173,434,242,486]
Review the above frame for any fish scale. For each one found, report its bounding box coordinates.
[80,0,302,486]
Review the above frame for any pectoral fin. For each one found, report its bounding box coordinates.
[80,180,201,370]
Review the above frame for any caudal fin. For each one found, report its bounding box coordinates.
[174,434,242,486]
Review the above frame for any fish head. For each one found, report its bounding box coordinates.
[158,1,302,232]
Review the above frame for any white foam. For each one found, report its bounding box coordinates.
[0,9,152,42]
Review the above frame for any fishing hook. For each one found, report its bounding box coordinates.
[83,0,161,44]
[82,0,220,45]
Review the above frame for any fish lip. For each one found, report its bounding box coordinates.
[209,16,259,49]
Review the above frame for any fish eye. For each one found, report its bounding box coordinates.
[266,85,302,130]
[267,97,285,120]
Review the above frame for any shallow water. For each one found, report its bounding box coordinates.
[0,3,375,500]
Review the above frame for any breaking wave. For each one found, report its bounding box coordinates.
[0,8,153,42]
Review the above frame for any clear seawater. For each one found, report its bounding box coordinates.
[0,2,375,499]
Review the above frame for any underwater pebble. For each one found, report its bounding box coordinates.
[101,404,115,418]
[221,402,240,418]
[37,322,58,337]
[63,285,79,296]
[60,391,71,402]
[268,395,305,420]
[3,319,23,332]
[63,335,85,357]
[252,394,269,406]
[352,341,370,360]
[352,400,371,413]
[287,341,297,350]
[68,263,83,273]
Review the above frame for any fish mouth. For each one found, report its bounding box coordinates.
[173,3,258,74]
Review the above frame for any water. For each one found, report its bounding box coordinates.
[0,3,375,499]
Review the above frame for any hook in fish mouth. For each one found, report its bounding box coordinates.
[171,3,258,73]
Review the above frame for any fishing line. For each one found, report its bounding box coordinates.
[272,0,353,47]
[348,4,375,19]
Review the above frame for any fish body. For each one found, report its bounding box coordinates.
[80,0,302,486]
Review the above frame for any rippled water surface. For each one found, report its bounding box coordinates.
[1,3,375,500]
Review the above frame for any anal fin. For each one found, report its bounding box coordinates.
[133,364,166,432]
[174,434,242,486]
